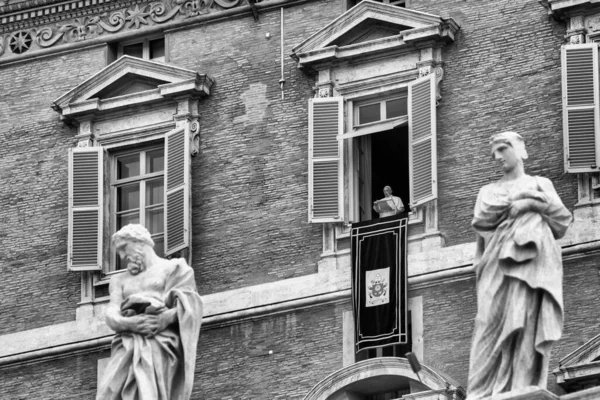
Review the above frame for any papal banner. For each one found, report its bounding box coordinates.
[351,214,408,353]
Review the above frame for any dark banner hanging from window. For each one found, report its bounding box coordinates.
[352,214,408,353]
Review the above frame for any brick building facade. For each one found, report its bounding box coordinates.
[1,0,600,398]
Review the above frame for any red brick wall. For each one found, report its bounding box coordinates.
[168,0,342,294]
[412,254,600,394]
[0,302,347,399]
[410,0,579,246]
[0,48,106,335]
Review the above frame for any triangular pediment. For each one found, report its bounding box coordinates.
[293,0,457,56]
[559,333,600,369]
[52,56,213,120]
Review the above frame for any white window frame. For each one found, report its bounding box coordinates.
[354,94,408,128]
[108,144,166,274]
[118,35,166,63]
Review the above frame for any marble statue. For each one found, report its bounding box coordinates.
[467,132,572,399]
[96,224,203,400]
[373,185,405,217]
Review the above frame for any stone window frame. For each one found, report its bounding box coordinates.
[51,56,212,318]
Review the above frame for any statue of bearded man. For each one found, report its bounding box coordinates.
[96,224,203,400]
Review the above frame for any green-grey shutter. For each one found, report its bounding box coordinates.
[164,125,190,256]
[562,43,600,173]
[68,147,103,271]
[309,97,344,222]
[408,73,437,206]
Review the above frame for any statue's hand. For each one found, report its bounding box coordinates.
[508,198,547,218]
[127,314,160,337]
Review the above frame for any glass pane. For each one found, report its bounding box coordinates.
[146,178,164,205]
[117,154,140,179]
[150,38,165,61]
[386,98,407,119]
[117,183,140,211]
[117,211,140,230]
[146,149,164,173]
[358,103,380,124]
[122,42,143,59]
[153,236,165,258]
[145,207,164,234]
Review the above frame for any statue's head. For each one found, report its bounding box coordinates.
[112,224,155,275]
[383,185,393,196]
[489,131,528,160]
[489,131,527,172]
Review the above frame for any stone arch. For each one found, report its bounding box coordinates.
[303,357,465,400]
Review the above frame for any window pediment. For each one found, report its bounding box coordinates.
[291,0,459,70]
[52,56,213,123]
[554,332,600,391]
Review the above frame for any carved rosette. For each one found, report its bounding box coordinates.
[1,0,248,58]
[315,87,332,98]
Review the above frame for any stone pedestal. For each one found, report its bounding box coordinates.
[476,386,600,400]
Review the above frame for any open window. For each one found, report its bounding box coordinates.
[308,74,437,224]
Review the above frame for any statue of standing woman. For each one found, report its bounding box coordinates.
[467,132,572,399]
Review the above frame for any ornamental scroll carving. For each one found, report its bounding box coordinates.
[2,0,247,57]
[419,66,444,101]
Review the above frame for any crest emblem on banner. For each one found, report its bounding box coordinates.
[366,267,389,307]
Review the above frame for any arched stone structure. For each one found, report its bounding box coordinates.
[304,357,465,400]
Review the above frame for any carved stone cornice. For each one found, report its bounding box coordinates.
[0,0,261,61]
[291,0,459,73]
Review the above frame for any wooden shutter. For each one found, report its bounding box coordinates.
[68,147,103,271]
[408,73,437,206]
[164,125,190,256]
[562,44,600,173]
[309,97,344,223]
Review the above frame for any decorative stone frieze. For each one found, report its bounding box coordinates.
[0,0,262,61]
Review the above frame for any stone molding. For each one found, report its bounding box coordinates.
[2,237,599,369]
[554,332,600,391]
[0,0,307,63]
[302,357,466,400]
[52,55,213,126]
[291,0,459,72]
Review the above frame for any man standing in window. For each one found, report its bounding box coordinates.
[373,185,405,218]
[97,224,203,400]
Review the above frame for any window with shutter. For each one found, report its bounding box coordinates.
[308,97,345,223]
[408,73,437,206]
[561,43,600,173]
[68,147,104,271]
[337,76,436,224]
[164,125,191,256]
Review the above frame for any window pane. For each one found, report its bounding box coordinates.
[145,207,164,234]
[117,183,140,211]
[358,103,380,124]
[146,178,164,205]
[386,98,407,119]
[153,236,165,258]
[122,42,143,59]
[117,211,140,230]
[146,149,164,173]
[117,154,140,179]
[150,38,165,61]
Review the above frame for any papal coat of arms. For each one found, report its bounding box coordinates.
[366,267,390,307]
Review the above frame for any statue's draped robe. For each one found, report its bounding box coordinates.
[97,261,203,400]
[467,175,571,399]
